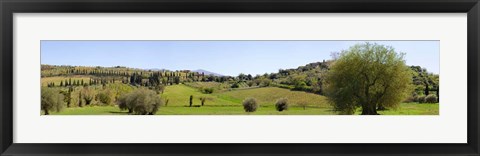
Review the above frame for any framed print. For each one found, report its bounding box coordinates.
[1,0,479,155]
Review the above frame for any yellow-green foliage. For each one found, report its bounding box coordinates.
[184,82,230,93]
[118,88,163,115]
[81,86,95,105]
[106,83,135,101]
[41,87,64,115]
[325,43,413,115]
[96,89,114,105]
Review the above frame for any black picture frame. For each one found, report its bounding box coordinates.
[1,0,479,155]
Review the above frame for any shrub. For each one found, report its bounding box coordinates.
[413,96,419,102]
[41,87,64,115]
[260,79,272,87]
[81,86,95,105]
[96,90,112,105]
[231,83,240,88]
[294,81,307,90]
[425,94,438,103]
[153,85,165,94]
[242,97,258,112]
[417,95,426,103]
[117,95,129,112]
[117,88,163,115]
[201,87,214,94]
[247,81,255,87]
[404,96,416,103]
[275,98,288,112]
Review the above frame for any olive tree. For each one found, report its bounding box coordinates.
[41,87,64,115]
[81,86,95,105]
[324,43,412,115]
[96,89,113,105]
[118,88,163,115]
[242,97,258,112]
[275,98,288,112]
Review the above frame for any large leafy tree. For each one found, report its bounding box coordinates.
[81,86,95,105]
[41,87,64,115]
[325,43,413,115]
[118,88,163,115]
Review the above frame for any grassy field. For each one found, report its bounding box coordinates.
[161,85,328,107]
[48,84,439,115]
[374,103,439,115]
[216,87,329,108]
[162,84,239,106]
[49,103,438,115]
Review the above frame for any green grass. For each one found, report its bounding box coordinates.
[162,84,239,106]
[49,103,438,115]
[157,105,336,115]
[46,84,439,115]
[48,105,336,115]
[376,103,439,115]
[49,105,126,115]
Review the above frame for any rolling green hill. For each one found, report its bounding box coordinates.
[162,84,238,106]
[162,85,329,107]
[216,87,329,108]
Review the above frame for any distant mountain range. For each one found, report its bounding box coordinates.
[192,69,225,77]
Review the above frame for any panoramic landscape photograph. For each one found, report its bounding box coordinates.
[40,41,439,115]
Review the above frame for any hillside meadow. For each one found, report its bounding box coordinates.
[47,83,438,115]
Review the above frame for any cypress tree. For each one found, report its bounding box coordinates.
[78,92,83,107]
[437,86,440,102]
[189,95,193,107]
[130,73,135,84]
[424,83,430,95]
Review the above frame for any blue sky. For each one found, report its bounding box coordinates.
[41,41,439,76]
